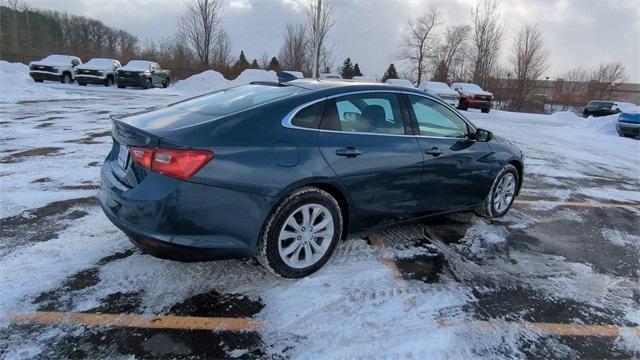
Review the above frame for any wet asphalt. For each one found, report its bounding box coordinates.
[0,91,638,359]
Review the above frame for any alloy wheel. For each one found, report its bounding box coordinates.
[277,204,334,269]
[493,173,516,213]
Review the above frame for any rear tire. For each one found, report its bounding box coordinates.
[458,102,468,111]
[117,84,125,89]
[34,79,43,83]
[257,187,343,278]
[481,108,490,113]
[78,82,87,86]
[162,78,169,88]
[475,164,518,218]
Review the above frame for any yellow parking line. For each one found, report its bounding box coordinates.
[514,199,640,209]
[10,311,639,338]
[442,320,640,337]
[10,311,262,332]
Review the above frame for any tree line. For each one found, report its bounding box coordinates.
[0,0,631,110]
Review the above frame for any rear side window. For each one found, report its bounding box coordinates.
[291,101,324,129]
[172,85,306,117]
[320,93,406,135]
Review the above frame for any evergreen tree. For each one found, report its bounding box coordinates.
[267,57,281,72]
[353,63,363,77]
[432,60,449,83]
[340,57,355,79]
[234,50,250,68]
[250,59,260,69]
[381,63,399,82]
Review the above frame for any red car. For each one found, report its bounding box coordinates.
[451,83,493,113]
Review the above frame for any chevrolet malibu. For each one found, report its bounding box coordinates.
[100,80,525,278]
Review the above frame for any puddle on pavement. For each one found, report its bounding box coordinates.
[0,147,63,163]
[168,290,264,318]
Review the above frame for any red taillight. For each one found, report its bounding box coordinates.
[130,147,213,180]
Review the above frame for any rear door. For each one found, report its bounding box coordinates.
[405,94,494,211]
[318,92,424,229]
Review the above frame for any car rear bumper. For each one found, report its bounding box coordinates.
[617,122,640,137]
[76,75,107,84]
[99,158,274,262]
[29,72,62,81]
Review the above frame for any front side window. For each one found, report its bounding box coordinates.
[321,93,406,135]
[408,95,469,138]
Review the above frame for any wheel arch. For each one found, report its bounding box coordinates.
[508,159,524,195]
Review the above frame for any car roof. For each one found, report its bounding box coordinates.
[281,79,434,101]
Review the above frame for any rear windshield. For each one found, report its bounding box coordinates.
[171,84,305,117]
[120,84,307,132]
[587,101,613,109]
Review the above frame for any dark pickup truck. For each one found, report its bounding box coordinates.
[115,60,170,89]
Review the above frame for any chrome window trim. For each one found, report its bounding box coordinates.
[281,89,477,139]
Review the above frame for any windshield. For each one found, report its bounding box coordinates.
[426,82,450,91]
[85,58,116,67]
[42,55,73,63]
[587,101,613,109]
[454,83,483,92]
[123,61,151,70]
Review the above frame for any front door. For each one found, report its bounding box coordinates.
[406,95,494,211]
[318,92,424,229]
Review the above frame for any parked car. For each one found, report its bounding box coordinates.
[419,81,460,108]
[116,60,170,89]
[352,76,377,82]
[451,82,493,113]
[616,106,640,138]
[28,54,82,84]
[100,81,524,278]
[385,79,415,88]
[582,100,628,118]
[75,58,122,87]
[319,73,342,80]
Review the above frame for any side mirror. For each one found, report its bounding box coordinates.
[472,128,493,142]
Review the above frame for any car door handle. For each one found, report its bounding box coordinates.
[425,147,443,156]
[335,147,363,157]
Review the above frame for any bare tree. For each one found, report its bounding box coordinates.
[509,25,549,111]
[398,7,442,85]
[556,67,588,110]
[470,0,506,88]
[211,30,231,71]
[279,23,310,73]
[305,0,334,78]
[435,25,470,82]
[178,0,224,68]
[589,62,628,99]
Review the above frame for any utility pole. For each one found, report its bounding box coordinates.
[313,0,322,78]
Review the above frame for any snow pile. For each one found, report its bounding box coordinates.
[171,69,277,96]
[170,70,230,95]
[0,60,89,103]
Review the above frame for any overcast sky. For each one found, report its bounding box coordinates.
[22,0,640,82]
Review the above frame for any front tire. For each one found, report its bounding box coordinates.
[143,78,152,89]
[458,102,468,111]
[475,164,518,218]
[257,187,343,278]
[162,78,169,88]
[105,77,114,87]
[61,73,72,84]
[481,107,490,113]
[117,84,125,89]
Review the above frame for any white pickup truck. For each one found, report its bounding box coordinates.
[28,54,82,84]
[419,81,460,108]
[75,58,122,86]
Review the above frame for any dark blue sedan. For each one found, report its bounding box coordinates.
[100,80,525,278]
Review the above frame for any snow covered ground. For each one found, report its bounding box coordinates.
[0,65,639,358]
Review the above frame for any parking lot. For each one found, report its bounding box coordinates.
[0,87,639,359]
